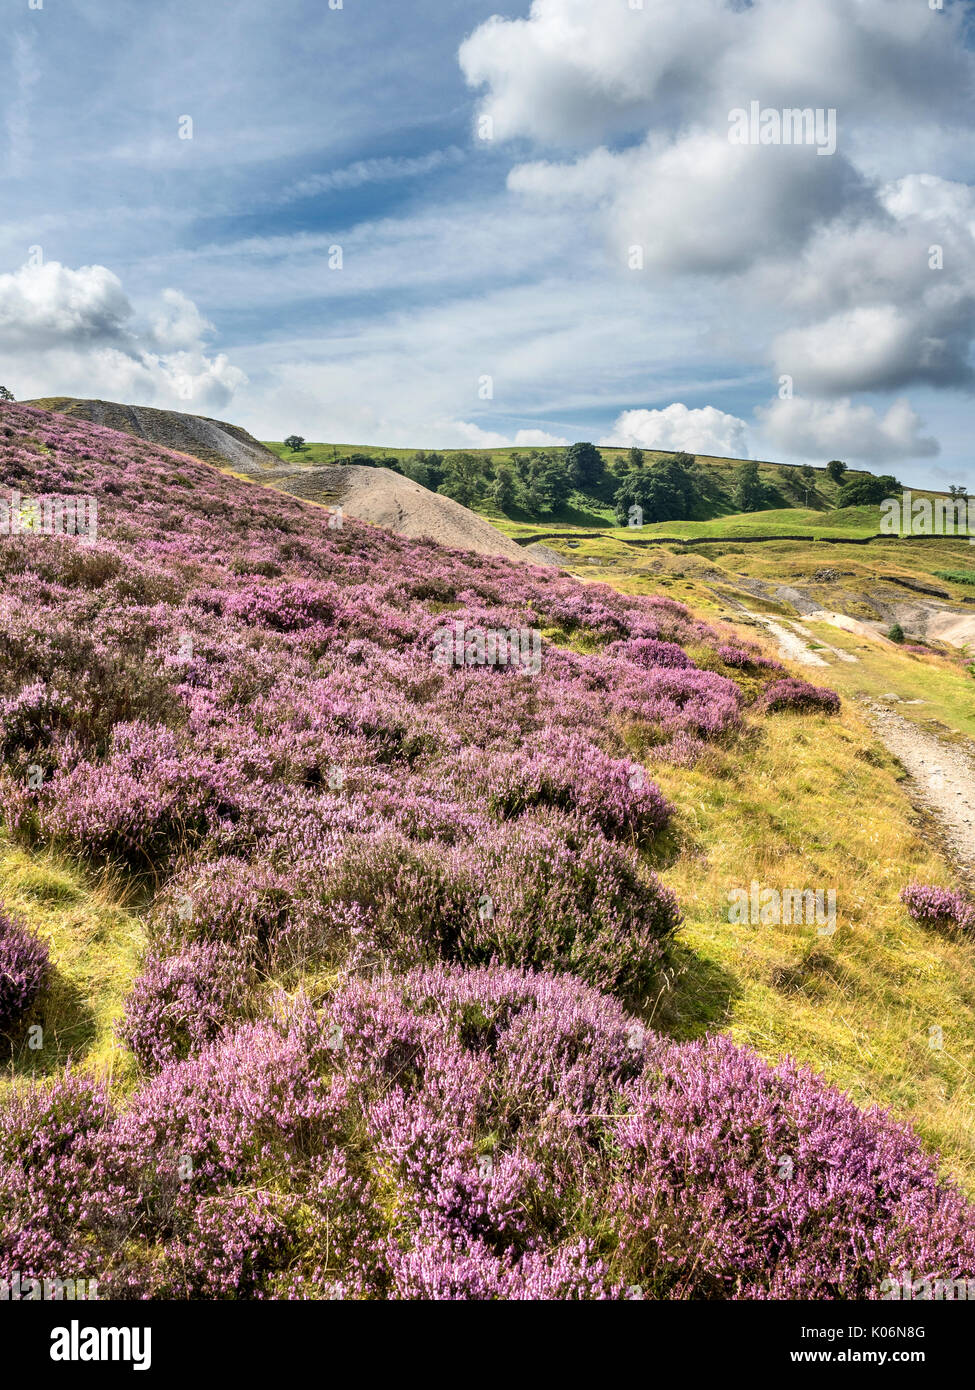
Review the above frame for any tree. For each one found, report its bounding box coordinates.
[734,460,767,513]
[565,442,604,490]
[826,459,848,484]
[627,446,645,472]
[416,451,446,492]
[284,435,306,453]
[489,465,518,513]
[837,474,901,507]
[400,454,430,489]
[439,451,486,509]
[949,484,969,499]
[0,386,14,402]
[534,456,573,514]
[613,453,697,526]
[888,623,905,644]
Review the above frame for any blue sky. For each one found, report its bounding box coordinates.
[1,0,973,489]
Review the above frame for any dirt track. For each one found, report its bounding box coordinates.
[863,702,975,869]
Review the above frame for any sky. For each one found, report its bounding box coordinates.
[1,0,974,488]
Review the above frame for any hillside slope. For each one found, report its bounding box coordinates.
[230,460,538,565]
[27,396,280,472]
[1,401,974,1299]
[30,397,541,566]
[263,437,893,530]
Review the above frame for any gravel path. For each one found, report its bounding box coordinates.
[863,701,975,869]
[739,608,830,666]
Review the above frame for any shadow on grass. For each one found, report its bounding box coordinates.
[2,966,100,1079]
[651,940,742,1042]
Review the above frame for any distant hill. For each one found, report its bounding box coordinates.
[27,397,280,473]
[245,461,547,565]
[262,438,891,532]
[26,397,549,566]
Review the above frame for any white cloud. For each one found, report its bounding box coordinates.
[461,0,968,146]
[463,0,975,422]
[514,428,569,447]
[511,134,869,276]
[0,261,131,347]
[601,403,749,458]
[148,289,215,352]
[0,261,246,413]
[755,396,939,463]
[284,148,465,201]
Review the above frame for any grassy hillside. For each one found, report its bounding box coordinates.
[264,439,957,552]
[3,401,975,1300]
[264,439,884,523]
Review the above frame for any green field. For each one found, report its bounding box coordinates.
[264,439,952,543]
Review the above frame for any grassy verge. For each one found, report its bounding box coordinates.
[0,838,143,1089]
[649,708,975,1192]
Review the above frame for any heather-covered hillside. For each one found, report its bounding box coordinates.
[1,402,974,1300]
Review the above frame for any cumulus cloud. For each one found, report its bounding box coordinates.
[464,0,975,416]
[755,396,939,463]
[511,135,870,276]
[0,261,131,347]
[0,260,246,412]
[601,404,749,458]
[461,0,969,147]
[513,428,570,447]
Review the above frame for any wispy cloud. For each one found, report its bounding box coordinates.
[283,147,465,202]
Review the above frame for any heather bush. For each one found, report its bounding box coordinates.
[452,732,672,842]
[0,905,48,1033]
[118,942,251,1071]
[5,967,973,1301]
[900,884,975,932]
[716,644,785,673]
[0,1074,111,1283]
[605,638,695,670]
[150,857,299,962]
[315,817,681,1003]
[38,723,247,868]
[613,1033,975,1299]
[758,677,841,716]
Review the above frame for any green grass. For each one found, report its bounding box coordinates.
[261,440,914,529]
[936,569,975,587]
[0,838,144,1089]
[649,709,975,1191]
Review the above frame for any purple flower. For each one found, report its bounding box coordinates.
[0,903,48,1033]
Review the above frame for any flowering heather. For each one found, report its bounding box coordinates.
[901,884,975,932]
[2,967,972,1300]
[613,1033,975,1299]
[0,904,48,1033]
[716,643,785,673]
[0,404,953,1302]
[0,403,734,982]
[605,637,695,670]
[305,814,681,1003]
[118,942,250,1071]
[758,677,841,716]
